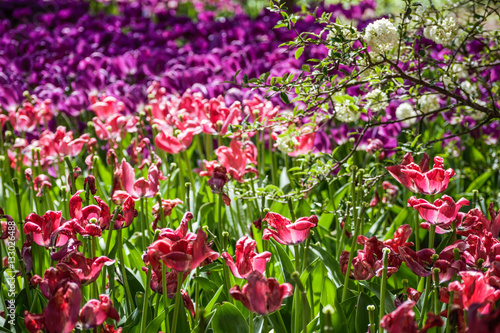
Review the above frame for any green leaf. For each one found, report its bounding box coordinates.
[212,302,249,333]
[295,47,304,59]
[302,64,311,72]
[383,208,409,241]
[280,92,290,104]
[205,285,224,313]
[145,310,166,333]
[466,170,492,193]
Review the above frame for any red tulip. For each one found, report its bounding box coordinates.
[147,228,219,273]
[457,203,500,237]
[24,211,70,247]
[141,267,196,317]
[158,212,193,241]
[121,159,159,198]
[448,271,500,314]
[67,190,111,235]
[408,195,469,227]
[24,281,82,333]
[380,300,418,333]
[467,303,500,333]
[262,212,318,245]
[151,198,183,230]
[386,153,455,195]
[31,265,80,299]
[222,235,272,279]
[340,228,407,280]
[462,233,500,270]
[230,271,293,315]
[199,97,241,135]
[215,140,258,182]
[79,295,120,330]
[59,252,114,285]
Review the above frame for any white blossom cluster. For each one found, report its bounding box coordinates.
[276,135,298,154]
[335,100,360,122]
[395,102,418,125]
[365,88,389,112]
[467,100,488,120]
[417,94,440,114]
[363,18,398,54]
[424,17,457,45]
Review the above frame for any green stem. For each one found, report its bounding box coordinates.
[414,210,420,251]
[171,272,184,333]
[140,264,152,333]
[433,268,440,315]
[118,229,134,314]
[183,151,196,193]
[287,198,296,222]
[379,248,390,330]
[249,312,254,333]
[141,197,147,250]
[162,264,170,333]
[102,208,119,294]
[342,188,361,302]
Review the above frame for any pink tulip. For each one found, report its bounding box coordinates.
[449,271,500,314]
[155,129,196,154]
[288,127,315,157]
[90,95,125,120]
[121,159,159,198]
[222,235,272,279]
[386,153,455,195]
[408,195,469,226]
[262,212,318,245]
[215,140,258,182]
[230,271,293,315]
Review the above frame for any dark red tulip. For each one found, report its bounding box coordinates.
[222,235,272,279]
[79,295,120,330]
[30,265,80,299]
[341,225,411,280]
[24,281,82,333]
[207,165,231,206]
[24,211,70,247]
[457,204,500,237]
[380,300,418,333]
[262,212,318,245]
[467,302,500,333]
[60,252,114,285]
[230,271,293,315]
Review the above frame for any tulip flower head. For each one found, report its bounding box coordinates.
[262,212,318,245]
[120,159,159,199]
[386,153,455,195]
[230,271,293,315]
[222,235,272,279]
[408,195,469,228]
